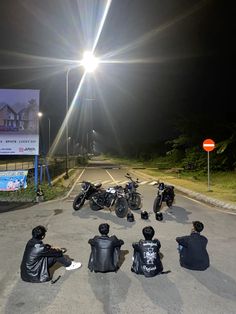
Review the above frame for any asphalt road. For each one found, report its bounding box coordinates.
[0,160,236,314]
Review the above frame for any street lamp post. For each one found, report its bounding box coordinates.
[48,117,51,153]
[65,66,74,179]
[64,52,99,177]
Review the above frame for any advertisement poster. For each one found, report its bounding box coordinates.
[0,170,28,191]
[0,89,40,155]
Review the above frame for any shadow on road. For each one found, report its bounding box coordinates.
[72,205,136,229]
[161,205,192,224]
[4,271,74,314]
[187,266,236,301]
[137,273,183,314]
[0,202,34,214]
[88,270,131,313]
[118,249,129,269]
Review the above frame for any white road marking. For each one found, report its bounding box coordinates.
[182,195,236,215]
[105,170,119,184]
[140,181,148,185]
[102,180,111,184]
[149,181,158,185]
[64,168,85,199]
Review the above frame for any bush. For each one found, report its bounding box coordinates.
[0,182,67,202]
[76,155,88,165]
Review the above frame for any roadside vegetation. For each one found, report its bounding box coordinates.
[0,155,88,202]
[0,182,67,202]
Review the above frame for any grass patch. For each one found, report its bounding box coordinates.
[0,182,69,202]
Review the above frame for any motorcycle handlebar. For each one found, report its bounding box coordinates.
[125,175,131,179]
[125,174,139,183]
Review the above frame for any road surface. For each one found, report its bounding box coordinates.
[0,159,236,314]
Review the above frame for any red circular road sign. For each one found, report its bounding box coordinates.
[203,139,215,152]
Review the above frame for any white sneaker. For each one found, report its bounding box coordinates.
[66,261,82,270]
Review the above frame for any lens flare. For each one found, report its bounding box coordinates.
[81,51,99,73]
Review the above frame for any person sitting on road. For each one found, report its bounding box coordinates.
[176,221,210,271]
[131,226,163,277]
[20,225,82,283]
[88,223,124,273]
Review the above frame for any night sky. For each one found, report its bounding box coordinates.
[0,0,234,154]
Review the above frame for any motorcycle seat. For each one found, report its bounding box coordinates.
[95,183,102,188]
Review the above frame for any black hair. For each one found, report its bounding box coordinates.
[193,221,204,233]
[32,225,47,240]
[142,226,155,240]
[98,223,110,236]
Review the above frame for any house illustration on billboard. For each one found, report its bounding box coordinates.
[0,99,38,133]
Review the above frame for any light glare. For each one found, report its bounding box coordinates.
[81,51,99,73]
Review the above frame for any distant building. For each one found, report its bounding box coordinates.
[0,104,18,131]
[0,99,38,133]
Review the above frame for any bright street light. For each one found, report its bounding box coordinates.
[81,51,99,73]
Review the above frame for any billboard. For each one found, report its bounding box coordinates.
[0,89,40,155]
[0,170,28,191]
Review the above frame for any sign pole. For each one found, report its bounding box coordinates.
[202,138,215,192]
[207,151,210,191]
[34,155,38,191]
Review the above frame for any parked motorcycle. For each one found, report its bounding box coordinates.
[89,185,129,218]
[73,181,102,211]
[124,173,142,210]
[153,181,175,213]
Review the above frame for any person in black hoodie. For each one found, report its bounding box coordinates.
[131,226,163,277]
[176,221,210,271]
[20,225,82,283]
[88,223,124,273]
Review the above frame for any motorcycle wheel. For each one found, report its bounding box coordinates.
[115,198,129,218]
[128,193,141,210]
[73,193,85,211]
[153,196,162,213]
[89,198,103,211]
[166,199,173,208]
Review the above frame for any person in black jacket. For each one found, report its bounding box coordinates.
[131,226,163,277]
[20,225,82,283]
[88,223,124,273]
[176,221,210,271]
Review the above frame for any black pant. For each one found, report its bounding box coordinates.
[48,255,71,268]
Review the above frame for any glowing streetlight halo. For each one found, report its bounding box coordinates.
[81,51,99,73]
